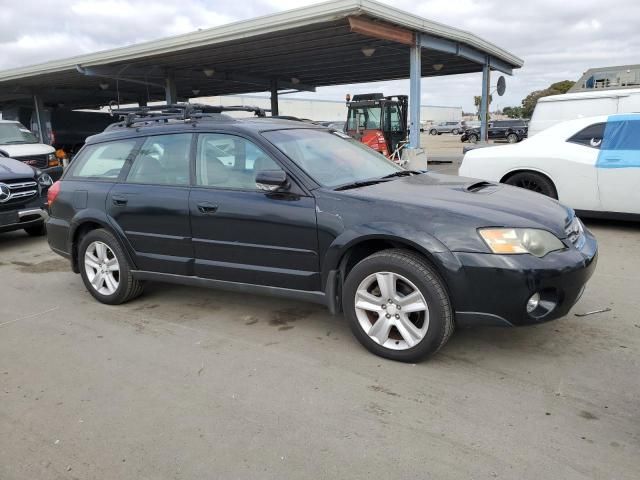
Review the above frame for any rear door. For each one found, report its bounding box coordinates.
[596,117,640,214]
[107,133,193,275]
[189,132,320,291]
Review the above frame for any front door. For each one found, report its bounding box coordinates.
[107,133,193,275]
[189,133,320,291]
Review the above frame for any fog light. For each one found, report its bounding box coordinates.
[526,293,540,313]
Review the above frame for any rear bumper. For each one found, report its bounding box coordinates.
[445,231,598,327]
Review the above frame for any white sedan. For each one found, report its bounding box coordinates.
[459,113,640,217]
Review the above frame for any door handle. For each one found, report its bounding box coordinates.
[197,202,219,214]
[112,196,128,206]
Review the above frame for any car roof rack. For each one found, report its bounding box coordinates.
[105,103,268,130]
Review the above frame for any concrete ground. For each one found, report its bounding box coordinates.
[1,154,639,479]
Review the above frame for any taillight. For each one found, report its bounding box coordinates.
[47,180,61,205]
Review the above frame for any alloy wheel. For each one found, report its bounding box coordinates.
[84,241,120,295]
[354,271,430,350]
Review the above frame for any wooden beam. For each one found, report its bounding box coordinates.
[348,16,414,46]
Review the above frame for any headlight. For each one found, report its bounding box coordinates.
[38,173,53,187]
[478,228,565,257]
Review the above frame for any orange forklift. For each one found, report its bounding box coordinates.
[344,93,408,160]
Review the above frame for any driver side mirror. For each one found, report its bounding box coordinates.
[255,169,288,192]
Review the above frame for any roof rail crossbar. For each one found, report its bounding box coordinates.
[107,103,268,128]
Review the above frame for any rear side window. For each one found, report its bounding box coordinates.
[70,139,137,179]
[567,123,605,149]
[126,133,192,185]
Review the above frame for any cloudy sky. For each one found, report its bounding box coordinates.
[1,0,638,111]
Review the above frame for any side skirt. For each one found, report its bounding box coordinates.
[131,270,328,307]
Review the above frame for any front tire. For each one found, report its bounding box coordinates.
[468,134,479,143]
[452,128,459,135]
[343,249,454,362]
[429,129,437,135]
[504,172,558,199]
[78,228,144,305]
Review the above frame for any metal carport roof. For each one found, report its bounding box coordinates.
[0,0,523,109]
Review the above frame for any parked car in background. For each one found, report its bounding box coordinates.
[428,121,463,135]
[0,156,52,236]
[0,120,63,180]
[459,113,640,218]
[528,88,640,137]
[47,104,597,362]
[461,119,528,143]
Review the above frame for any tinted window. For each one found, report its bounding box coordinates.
[127,133,192,185]
[195,134,283,190]
[70,139,137,179]
[263,129,401,187]
[568,123,605,149]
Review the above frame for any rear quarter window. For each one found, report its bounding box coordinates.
[68,139,138,180]
[567,123,606,149]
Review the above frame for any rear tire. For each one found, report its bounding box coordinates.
[506,132,519,143]
[429,129,437,135]
[468,134,479,143]
[504,172,558,199]
[78,228,144,305]
[24,223,46,237]
[452,128,459,135]
[343,249,454,362]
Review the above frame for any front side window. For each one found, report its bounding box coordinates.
[127,133,192,185]
[262,128,402,188]
[195,134,283,190]
[70,139,137,179]
[568,123,605,149]
[347,106,382,130]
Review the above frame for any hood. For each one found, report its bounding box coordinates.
[340,173,573,240]
[0,143,55,157]
[0,157,37,179]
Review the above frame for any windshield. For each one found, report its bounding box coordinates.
[347,106,382,130]
[262,129,402,187]
[0,123,39,144]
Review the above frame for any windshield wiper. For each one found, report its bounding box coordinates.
[2,140,34,144]
[334,179,391,191]
[380,170,422,179]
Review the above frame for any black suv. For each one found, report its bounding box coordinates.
[47,104,597,362]
[461,120,528,143]
[0,156,52,236]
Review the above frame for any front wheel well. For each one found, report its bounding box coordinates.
[334,238,448,313]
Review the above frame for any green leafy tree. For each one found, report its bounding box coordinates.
[520,80,575,118]
[502,106,523,118]
[474,94,493,120]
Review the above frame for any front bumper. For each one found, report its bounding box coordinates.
[447,230,598,327]
[0,205,49,233]
[41,165,64,181]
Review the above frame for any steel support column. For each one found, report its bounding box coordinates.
[408,41,421,149]
[32,94,47,144]
[270,80,279,116]
[165,72,177,104]
[480,60,490,142]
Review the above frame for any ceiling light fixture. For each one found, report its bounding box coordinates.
[290,77,300,85]
[203,68,215,77]
[192,88,201,96]
[361,46,376,57]
[99,81,109,90]
[433,63,444,71]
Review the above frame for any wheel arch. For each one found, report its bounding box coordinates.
[322,226,457,314]
[69,211,137,273]
[500,168,558,199]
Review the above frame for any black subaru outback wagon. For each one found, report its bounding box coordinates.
[47,104,597,362]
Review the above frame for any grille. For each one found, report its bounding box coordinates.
[565,216,586,249]
[0,180,38,207]
[13,154,49,169]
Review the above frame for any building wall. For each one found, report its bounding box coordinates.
[199,95,462,123]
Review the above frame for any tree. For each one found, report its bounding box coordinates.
[474,94,493,120]
[502,106,523,118]
[520,80,575,118]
